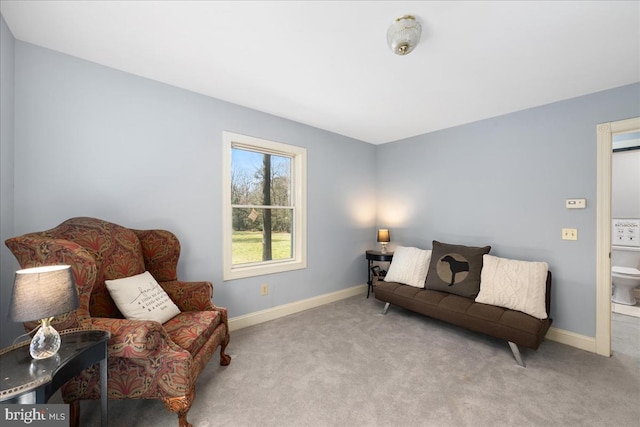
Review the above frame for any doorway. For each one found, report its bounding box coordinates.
[595,117,640,357]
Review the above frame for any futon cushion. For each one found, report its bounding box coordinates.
[476,254,549,319]
[424,240,491,298]
[105,271,181,324]
[384,246,432,288]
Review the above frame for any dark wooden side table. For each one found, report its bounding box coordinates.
[366,250,394,298]
[0,328,110,427]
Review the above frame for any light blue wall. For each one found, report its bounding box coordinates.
[377,83,640,336]
[0,16,22,347]
[4,39,376,343]
[2,14,639,345]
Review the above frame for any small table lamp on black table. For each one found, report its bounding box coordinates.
[4,265,110,427]
[8,265,79,360]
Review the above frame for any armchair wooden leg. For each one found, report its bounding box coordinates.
[162,390,195,427]
[69,400,80,427]
[220,334,231,366]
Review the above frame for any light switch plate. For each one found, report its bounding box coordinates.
[562,228,578,240]
[566,198,586,209]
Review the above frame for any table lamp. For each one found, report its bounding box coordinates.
[8,265,79,359]
[377,229,390,254]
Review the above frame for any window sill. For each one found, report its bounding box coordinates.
[223,259,307,281]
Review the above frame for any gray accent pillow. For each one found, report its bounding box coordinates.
[425,240,491,298]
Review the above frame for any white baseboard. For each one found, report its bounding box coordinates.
[228,284,367,332]
[545,326,596,353]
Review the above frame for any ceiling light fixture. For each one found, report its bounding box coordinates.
[387,15,422,56]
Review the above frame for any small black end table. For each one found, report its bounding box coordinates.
[366,250,394,298]
[0,328,110,427]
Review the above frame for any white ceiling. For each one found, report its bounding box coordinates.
[1,1,639,144]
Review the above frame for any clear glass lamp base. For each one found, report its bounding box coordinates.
[30,318,61,359]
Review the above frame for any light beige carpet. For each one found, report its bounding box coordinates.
[74,294,640,426]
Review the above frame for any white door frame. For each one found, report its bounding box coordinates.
[595,116,640,356]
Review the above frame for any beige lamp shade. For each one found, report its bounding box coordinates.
[377,229,390,243]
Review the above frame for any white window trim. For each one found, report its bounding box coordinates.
[222,131,307,280]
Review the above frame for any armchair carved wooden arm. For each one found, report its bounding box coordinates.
[5,217,231,427]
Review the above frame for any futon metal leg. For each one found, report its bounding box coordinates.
[508,341,525,367]
[381,302,390,315]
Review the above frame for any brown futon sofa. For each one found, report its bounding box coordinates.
[374,272,552,367]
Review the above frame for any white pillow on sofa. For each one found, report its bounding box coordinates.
[105,271,181,323]
[383,246,432,288]
[475,255,548,319]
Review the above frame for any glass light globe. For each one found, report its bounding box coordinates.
[387,15,422,56]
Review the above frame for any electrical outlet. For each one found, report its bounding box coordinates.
[562,228,578,241]
[261,284,268,296]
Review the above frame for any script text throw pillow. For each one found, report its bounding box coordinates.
[105,271,180,323]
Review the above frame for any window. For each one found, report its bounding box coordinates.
[223,132,307,280]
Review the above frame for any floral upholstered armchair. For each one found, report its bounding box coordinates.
[5,217,231,427]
